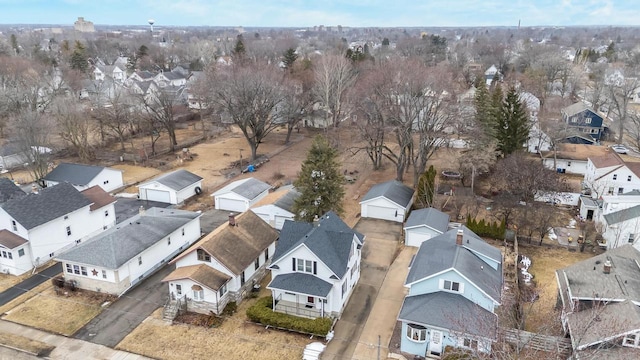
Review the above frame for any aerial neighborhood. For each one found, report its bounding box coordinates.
[1,11,640,360]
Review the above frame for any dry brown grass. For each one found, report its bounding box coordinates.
[519,245,596,332]
[3,287,110,336]
[0,331,55,356]
[0,281,51,315]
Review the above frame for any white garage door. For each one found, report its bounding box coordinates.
[218,197,246,212]
[407,231,432,248]
[366,205,398,222]
[145,189,172,203]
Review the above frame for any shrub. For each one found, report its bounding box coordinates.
[246,296,332,336]
[465,217,506,239]
[221,301,237,316]
[51,275,65,288]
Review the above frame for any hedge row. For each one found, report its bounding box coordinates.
[246,296,332,336]
[465,217,506,239]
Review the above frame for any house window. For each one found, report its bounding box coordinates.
[585,117,592,124]
[64,215,69,220]
[613,174,618,180]
[342,280,347,298]
[264,248,269,262]
[75,239,81,244]
[66,226,72,236]
[138,256,142,265]
[193,285,204,301]
[104,210,109,217]
[73,265,80,274]
[619,188,624,195]
[197,249,211,262]
[629,176,633,182]
[296,259,317,274]
[66,264,72,273]
[255,258,260,270]
[241,271,245,286]
[168,237,171,245]
[81,266,87,276]
[7,252,12,259]
[1,251,6,258]
[462,338,479,350]
[567,161,571,167]
[11,220,17,232]
[220,283,227,297]
[182,228,185,236]
[629,234,635,244]
[176,284,182,296]
[49,252,54,257]
[102,270,107,279]
[307,296,315,304]
[608,187,614,195]
[406,324,427,342]
[18,249,24,257]
[591,128,599,134]
[103,180,109,185]
[443,280,461,292]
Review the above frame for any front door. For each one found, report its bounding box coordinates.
[428,330,443,358]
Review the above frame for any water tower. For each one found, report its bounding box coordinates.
[148,19,155,32]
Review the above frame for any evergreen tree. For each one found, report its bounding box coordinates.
[416,165,437,208]
[473,76,493,137]
[10,34,19,54]
[382,38,390,46]
[282,48,298,72]
[293,136,345,221]
[232,36,246,59]
[136,45,149,58]
[70,41,88,73]
[493,87,530,156]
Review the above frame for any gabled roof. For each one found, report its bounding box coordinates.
[0,229,28,249]
[135,70,155,80]
[0,178,26,204]
[398,292,497,339]
[268,273,333,298]
[43,163,110,186]
[590,152,623,169]
[567,300,640,350]
[272,212,364,279]
[174,211,277,275]
[404,208,450,232]
[140,169,202,191]
[162,264,231,291]
[212,177,271,201]
[539,144,608,161]
[405,226,502,302]
[160,71,185,81]
[563,102,590,117]
[603,204,640,225]
[1,183,91,230]
[56,208,200,269]
[274,188,301,213]
[360,180,414,208]
[81,185,116,211]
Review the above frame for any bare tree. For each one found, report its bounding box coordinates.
[141,87,184,152]
[312,54,357,128]
[279,79,309,144]
[606,66,639,143]
[11,109,53,183]
[52,97,94,160]
[584,63,608,112]
[94,88,136,152]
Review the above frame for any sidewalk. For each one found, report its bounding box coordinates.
[351,246,416,360]
[0,320,150,360]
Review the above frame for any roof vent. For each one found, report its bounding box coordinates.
[603,260,612,274]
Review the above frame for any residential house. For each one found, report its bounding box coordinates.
[267,212,364,319]
[484,65,500,86]
[519,92,541,119]
[398,227,501,358]
[403,208,450,247]
[540,144,608,175]
[583,152,640,198]
[561,102,605,143]
[556,245,640,359]
[56,208,200,295]
[251,186,300,230]
[596,191,640,250]
[163,211,278,316]
[138,169,203,204]
[154,71,187,87]
[212,177,271,213]
[359,180,415,223]
[127,70,156,85]
[43,163,124,193]
[527,122,553,153]
[93,64,126,83]
[0,183,116,275]
[0,143,28,170]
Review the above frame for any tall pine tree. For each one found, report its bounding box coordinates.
[293,136,345,221]
[282,48,298,72]
[473,77,493,138]
[70,41,88,73]
[493,87,530,156]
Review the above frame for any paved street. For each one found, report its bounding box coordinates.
[0,263,62,306]
[322,219,402,360]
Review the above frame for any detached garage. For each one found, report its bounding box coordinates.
[403,208,450,247]
[360,180,414,223]
[212,177,271,213]
[138,169,203,204]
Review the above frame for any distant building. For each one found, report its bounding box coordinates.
[74,17,95,33]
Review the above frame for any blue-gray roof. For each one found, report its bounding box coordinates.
[268,273,333,297]
[398,292,497,338]
[274,188,301,213]
[272,211,363,279]
[57,207,200,269]
[1,183,91,230]
[405,226,502,302]
[232,178,271,200]
[43,163,107,186]
[405,208,450,232]
[360,180,414,208]
[0,178,26,204]
[144,169,202,191]
[603,204,640,225]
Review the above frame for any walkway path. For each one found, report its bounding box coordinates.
[0,263,62,306]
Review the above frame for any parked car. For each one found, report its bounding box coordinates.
[611,144,628,154]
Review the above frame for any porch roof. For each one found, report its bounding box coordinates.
[268,273,332,298]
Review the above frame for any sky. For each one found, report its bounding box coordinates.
[0,0,639,28]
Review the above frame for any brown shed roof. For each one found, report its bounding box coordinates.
[81,185,116,211]
[540,144,608,161]
[173,211,278,275]
[589,152,623,169]
[162,264,231,291]
[0,229,28,249]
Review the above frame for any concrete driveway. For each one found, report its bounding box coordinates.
[114,197,171,224]
[322,218,402,360]
[73,264,175,348]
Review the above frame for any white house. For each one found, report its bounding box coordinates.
[404,208,450,247]
[398,227,501,358]
[484,65,500,86]
[527,123,553,154]
[212,177,271,213]
[138,169,203,204]
[267,211,364,319]
[154,71,187,87]
[583,152,640,199]
[56,207,201,295]
[360,180,415,223]
[251,186,300,230]
[163,211,278,317]
[0,183,116,275]
[43,163,124,193]
[595,191,640,250]
[540,144,608,176]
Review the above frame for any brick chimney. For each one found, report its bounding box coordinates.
[229,213,236,226]
[456,229,464,245]
[31,184,39,194]
[603,260,611,274]
[313,214,320,227]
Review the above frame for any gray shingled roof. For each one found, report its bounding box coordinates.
[56,208,199,269]
[404,208,450,232]
[143,169,202,191]
[0,178,26,204]
[268,273,333,297]
[567,300,640,350]
[563,102,589,117]
[43,163,106,186]
[398,292,497,338]
[360,180,414,208]
[274,188,301,213]
[1,183,91,230]
[405,226,502,302]
[603,204,640,225]
[272,212,364,279]
[232,178,271,200]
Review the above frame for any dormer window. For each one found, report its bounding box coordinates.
[11,220,17,232]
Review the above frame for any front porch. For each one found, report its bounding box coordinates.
[273,298,323,319]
